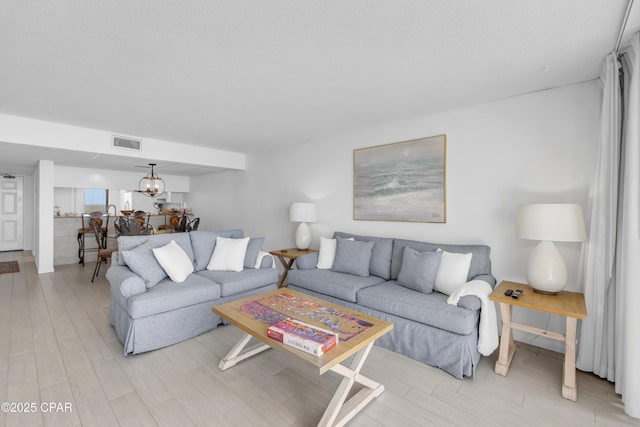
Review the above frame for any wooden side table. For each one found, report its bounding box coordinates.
[489,280,587,401]
[269,248,318,288]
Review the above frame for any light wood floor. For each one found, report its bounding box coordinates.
[1,251,639,427]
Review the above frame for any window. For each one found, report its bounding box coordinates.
[84,188,108,213]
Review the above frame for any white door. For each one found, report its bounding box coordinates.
[0,176,24,251]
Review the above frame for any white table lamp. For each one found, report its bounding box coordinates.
[517,204,587,294]
[289,202,317,250]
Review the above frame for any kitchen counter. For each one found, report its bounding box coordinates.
[53,214,183,265]
[53,213,169,218]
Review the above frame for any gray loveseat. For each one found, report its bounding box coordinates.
[107,229,278,355]
[287,231,496,379]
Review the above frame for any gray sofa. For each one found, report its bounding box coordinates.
[106,229,278,355]
[287,231,496,379]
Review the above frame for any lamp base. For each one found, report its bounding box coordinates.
[526,240,568,294]
[294,222,311,250]
[532,288,560,295]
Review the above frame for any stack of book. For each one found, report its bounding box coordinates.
[267,318,338,356]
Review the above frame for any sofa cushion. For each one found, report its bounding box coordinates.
[207,236,250,272]
[397,247,442,294]
[196,268,279,297]
[190,229,244,271]
[331,239,374,277]
[434,250,472,295]
[127,274,221,319]
[334,232,393,279]
[117,232,195,267]
[317,237,355,269]
[121,241,169,288]
[356,281,479,335]
[295,252,320,269]
[287,269,385,303]
[152,240,194,283]
[244,237,265,268]
[391,239,491,281]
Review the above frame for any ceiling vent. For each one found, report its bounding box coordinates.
[112,135,142,151]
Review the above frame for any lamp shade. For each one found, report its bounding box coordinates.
[517,204,587,242]
[289,202,317,223]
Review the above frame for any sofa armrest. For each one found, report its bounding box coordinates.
[256,251,274,269]
[295,252,319,269]
[457,295,481,311]
[472,273,497,287]
[106,265,147,298]
[453,275,496,311]
[111,251,122,266]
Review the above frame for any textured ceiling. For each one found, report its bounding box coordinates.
[0,1,638,172]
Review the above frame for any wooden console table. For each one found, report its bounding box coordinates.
[490,280,587,401]
[269,248,318,288]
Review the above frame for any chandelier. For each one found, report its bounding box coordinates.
[138,163,165,197]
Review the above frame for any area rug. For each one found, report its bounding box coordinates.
[0,261,20,275]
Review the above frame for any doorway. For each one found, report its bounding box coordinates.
[0,176,24,251]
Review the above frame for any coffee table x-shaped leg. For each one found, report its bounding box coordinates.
[218,333,383,427]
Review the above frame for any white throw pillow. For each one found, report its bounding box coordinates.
[317,237,337,269]
[317,237,354,269]
[152,240,194,283]
[434,250,473,295]
[207,236,250,272]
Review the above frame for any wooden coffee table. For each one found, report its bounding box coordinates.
[212,289,393,427]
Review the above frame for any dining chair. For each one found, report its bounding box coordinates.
[90,216,115,282]
[114,216,154,236]
[133,210,151,228]
[186,217,200,232]
[115,216,141,236]
[175,215,189,232]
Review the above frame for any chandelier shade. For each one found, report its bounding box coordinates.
[138,163,165,197]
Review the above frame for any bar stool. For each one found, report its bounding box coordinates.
[90,217,116,282]
[158,213,179,232]
[77,211,109,265]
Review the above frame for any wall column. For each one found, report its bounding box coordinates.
[35,160,54,273]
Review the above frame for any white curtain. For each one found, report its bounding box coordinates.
[577,33,640,418]
[576,53,620,378]
[616,33,640,418]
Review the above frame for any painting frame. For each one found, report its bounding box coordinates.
[353,134,446,223]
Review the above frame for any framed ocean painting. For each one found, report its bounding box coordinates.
[353,135,446,223]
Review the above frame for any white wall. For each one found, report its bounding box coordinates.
[54,165,190,193]
[189,81,601,352]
